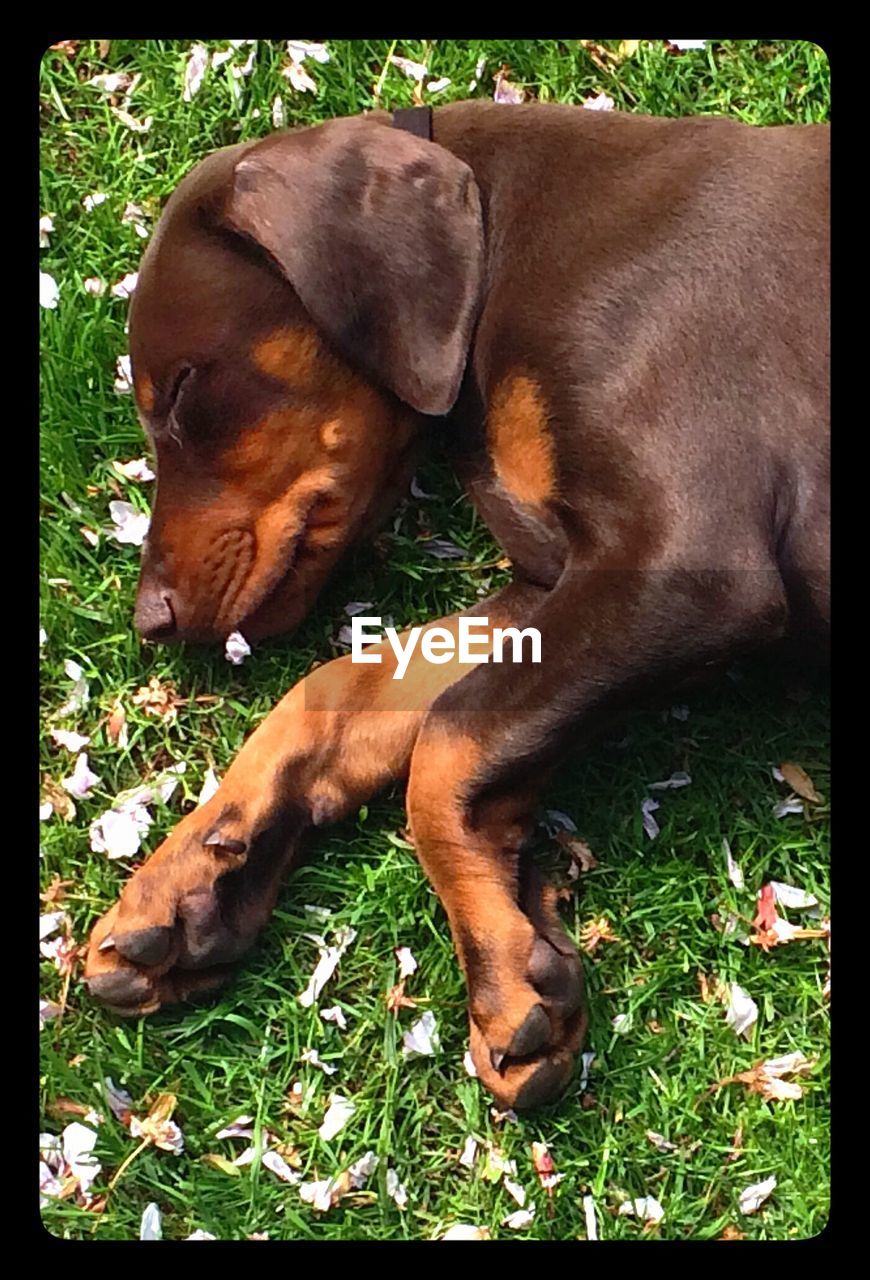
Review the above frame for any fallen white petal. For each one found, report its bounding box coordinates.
[648,771,692,790]
[583,92,614,111]
[51,728,90,752]
[215,1115,255,1140]
[318,1093,355,1142]
[348,1151,379,1187]
[503,1177,526,1207]
[390,55,428,81]
[441,1224,489,1240]
[185,1230,217,1240]
[344,601,374,617]
[299,1178,336,1212]
[40,1159,64,1203]
[225,630,252,665]
[106,499,150,546]
[503,1208,535,1229]
[579,1051,596,1091]
[140,1202,162,1240]
[618,1196,665,1224]
[284,61,317,94]
[386,1167,408,1208]
[104,1078,133,1120]
[183,43,209,100]
[762,1051,814,1078]
[427,77,452,93]
[39,213,55,248]
[395,946,418,979]
[402,1010,440,1057]
[670,704,690,720]
[90,804,153,860]
[84,277,106,296]
[299,927,357,1007]
[612,1012,632,1035]
[40,910,68,941]
[459,1136,478,1168]
[301,1048,337,1075]
[321,1005,348,1030]
[262,1149,302,1183]
[770,881,819,910]
[114,353,133,394]
[39,1000,63,1029]
[197,767,221,807]
[771,765,785,782]
[62,752,101,799]
[233,1146,258,1167]
[723,837,744,889]
[725,982,758,1037]
[583,1195,598,1240]
[668,39,706,50]
[111,106,153,132]
[40,801,53,821]
[110,271,138,299]
[462,1050,478,1078]
[62,1122,101,1194]
[271,96,285,128]
[739,1175,777,1214]
[87,71,136,93]
[641,796,660,839]
[40,271,59,310]
[286,40,330,64]
[774,798,804,818]
[82,192,108,212]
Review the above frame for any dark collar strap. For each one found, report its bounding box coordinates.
[392,106,433,140]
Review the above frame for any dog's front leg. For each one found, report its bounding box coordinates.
[83,588,529,1015]
[407,565,789,1109]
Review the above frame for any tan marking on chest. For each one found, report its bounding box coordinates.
[135,373,155,415]
[487,375,556,507]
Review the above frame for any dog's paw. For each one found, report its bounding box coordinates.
[465,864,587,1109]
[467,934,587,1110]
[84,802,294,1015]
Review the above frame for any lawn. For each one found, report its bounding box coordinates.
[39,39,830,1242]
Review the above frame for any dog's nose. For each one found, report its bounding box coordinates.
[134,581,177,641]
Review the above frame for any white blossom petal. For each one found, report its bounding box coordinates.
[185,1230,217,1240]
[386,1167,408,1208]
[648,771,692,790]
[583,92,614,111]
[440,1224,489,1240]
[770,881,819,910]
[301,1047,337,1075]
[402,1010,440,1057]
[183,43,209,100]
[82,192,108,212]
[318,1093,355,1142]
[668,40,706,51]
[39,214,55,248]
[299,927,357,1007]
[739,1175,777,1214]
[503,1208,535,1229]
[62,752,101,799]
[262,1149,302,1183]
[50,728,90,752]
[459,1136,478,1167]
[62,1122,101,1194]
[224,631,251,665]
[114,353,133,394]
[641,796,660,839]
[40,272,59,310]
[321,1005,348,1030]
[583,1195,598,1240]
[140,1203,162,1240]
[395,946,418,979]
[110,271,138,299]
[84,277,106,296]
[286,41,330,64]
[724,837,744,889]
[390,55,428,81]
[725,982,758,1037]
[618,1195,665,1224]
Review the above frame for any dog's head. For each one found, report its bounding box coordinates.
[128,115,484,642]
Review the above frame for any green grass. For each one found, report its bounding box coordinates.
[39,39,830,1241]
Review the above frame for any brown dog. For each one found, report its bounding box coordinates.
[84,102,829,1110]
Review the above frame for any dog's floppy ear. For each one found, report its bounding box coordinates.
[221,116,484,416]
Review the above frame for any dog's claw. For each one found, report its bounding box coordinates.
[97,935,116,952]
[114,925,175,967]
[491,1049,506,1073]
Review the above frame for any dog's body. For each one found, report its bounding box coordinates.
[84,102,829,1110]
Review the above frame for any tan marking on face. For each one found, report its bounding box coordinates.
[319,419,347,451]
[252,329,322,384]
[136,373,155,414]
[488,375,557,507]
